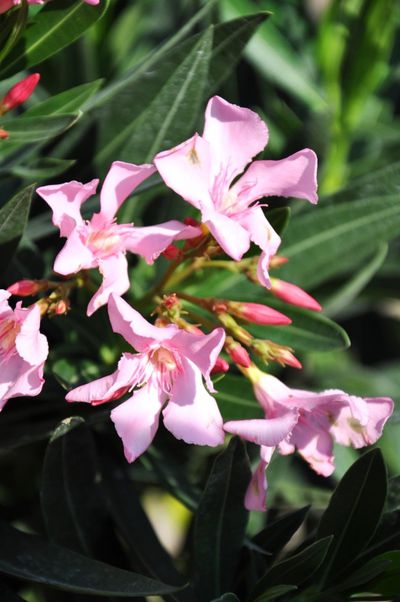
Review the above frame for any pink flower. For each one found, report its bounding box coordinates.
[224,367,393,510]
[37,161,201,315]
[66,294,226,461]
[0,0,99,12]
[0,290,48,410]
[154,96,318,287]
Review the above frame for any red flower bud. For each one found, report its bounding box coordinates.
[270,278,321,312]
[0,128,9,139]
[211,356,230,375]
[162,244,182,260]
[7,279,47,297]
[226,342,251,368]
[0,73,40,114]
[228,301,291,326]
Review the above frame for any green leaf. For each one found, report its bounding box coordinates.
[385,475,400,512]
[0,520,181,597]
[8,157,75,179]
[217,374,262,421]
[252,506,310,558]
[317,449,387,585]
[0,113,80,143]
[367,550,400,596]
[26,80,103,116]
[0,184,33,272]
[193,438,251,600]
[278,194,400,289]
[254,585,298,602]
[266,207,291,236]
[335,554,392,592]
[250,537,332,599]
[0,0,109,78]
[41,418,111,556]
[119,27,212,164]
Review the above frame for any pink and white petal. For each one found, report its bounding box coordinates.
[201,207,250,261]
[163,358,224,446]
[0,289,11,306]
[224,410,299,447]
[238,206,281,257]
[15,304,48,365]
[203,96,268,183]
[329,396,393,449]
[100,161,156,222]
[170,327,225,392]
[54,228,95,275]
[232,149,318,206]
[111,383,166,463]
[0,355,44,406]
[37,179,98,237]
[87,254,130,316]
[124,220,201,264]
[290,420,335,477]
[154,134,213,210]
[245,459,268,511]
[107,293,178,351]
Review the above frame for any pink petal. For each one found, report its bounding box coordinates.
[53,227,95,275]
[289,418,335,477]
[171,327,226,392]
[244,446,274,512]
[37,179,98,237]
[232,149,318,206]
[0,354,45,407]
[154,133,213,210]
[111,382,166,462]
[203,96,268,184]
[224,410,299,447]
[124,220,201,264]
[15,304,48,365]
[87,254,130,316]
[201,206,250,261]
[163,358,224,446]
[107,294,178,351]
[100,161,156,222]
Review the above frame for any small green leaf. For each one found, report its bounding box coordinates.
[0,184,33,272]
[193,438,251,600]
[317,449,387,585]
[0,520,181,597]
[250,537,332,599]
[0,113,80,143]
[26,80,103,116]
[0,0,109,78]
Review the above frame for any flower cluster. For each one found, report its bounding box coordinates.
[3,95,394,510]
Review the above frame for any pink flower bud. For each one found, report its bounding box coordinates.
[269,255,289,268]
[0,128,9,139]
[54,299,69,315]
[227,342,251,368]
[278,348,302,369]
[7,279,47,297]
[211,356,230,375]
[270,278,321,312]
[228,301,291,326]
[162,244,182,260]
[0,73,40,114]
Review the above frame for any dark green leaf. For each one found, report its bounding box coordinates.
[211,594,240,602]
[193,438,251,600]
[265,207,291,236]
[254,585,298,602]
[26,80,103,116]
[250,537,332,599]
[335,555,392,592]
[317,449,387,585]
[386,475,400,512]
[8,157,75,179]
[41,418,111,556]
[0,0,109,78]
[217,374,262,421]
[0,113,80,143]
[367,550,400,596]
[0,184,33,272]
[0,521,181,597]
[253,506,310,557]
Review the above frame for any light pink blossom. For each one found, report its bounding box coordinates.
[37,162,201,315]
[66,294,226,461]
[0,290,48,410]
[0,0,99,12]
[224,367,393,510]
[154,96,318,287]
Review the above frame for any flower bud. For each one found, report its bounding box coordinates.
[0,127,9,139]
[217,312,253,346]
[54,299,70,315]
[0,73,40,115]
[211,356,230,375]
[7,279,48,297]
[227,301,291,326]
[270,278,321,312]
[252,339,302,369]
[226,340,251,368]
[162,244,182,260]
[269,255,288,268]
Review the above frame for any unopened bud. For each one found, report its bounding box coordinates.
[162,244,182,260]
[227,301,291,326]
[0,73,40,115]
[269,255,289,268]
[217,312,253,345]
[54,299,69,315]
[0,127,9,139]
[252,339,302,369]
[8,279,48,297]
[270,278,321,312]
[163,293,179,310]
[226,340,251,368]
[211,356,230,375]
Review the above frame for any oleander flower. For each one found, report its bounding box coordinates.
[0,0,99,12]
[155,95,318,287]
[37,161,201,315]
[0,290,48,410]
[66,294,226,461]
[224,367,393,510]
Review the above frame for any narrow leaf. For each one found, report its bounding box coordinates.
[26,80,103,116]
[252,506,310,557]
[0,113,80,143]
[254,585,298,602]
[0,184,33,272]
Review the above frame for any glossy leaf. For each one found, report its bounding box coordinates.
[250,537,332,599]
[317,449,387,585]
[26,80,103,116]
[0,0,109,78]
[0,113,80,143]
[193,438,251,600]
[0,521,181,597]
[0,184,33,272]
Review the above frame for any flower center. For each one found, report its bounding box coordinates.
[86,223,122,258]
[151,347,181,394]
[0,318,19,358]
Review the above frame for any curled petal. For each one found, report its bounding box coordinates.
[244,446,274,512]
[87,254,130,316]
[15,304,48,365]
[224,410,299,447]
[289,418,335,477]
[201,206,250,261]
[53,228,95,275]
